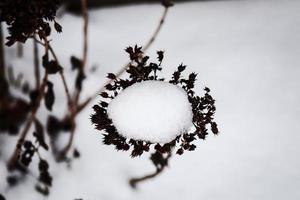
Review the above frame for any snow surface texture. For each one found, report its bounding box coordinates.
[1,0,300,200]
[107,80,193,143]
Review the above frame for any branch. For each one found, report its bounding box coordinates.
[142,6,168,51]
[0,23,5,83]
[129,153,172,188]
[78,6,170,112]
[33,36,40,89]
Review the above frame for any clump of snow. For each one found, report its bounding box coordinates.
[107,80,193,143]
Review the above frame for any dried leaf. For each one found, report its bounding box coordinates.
[34,119,49,150]
[54,21,62,33]
[70,56,82,71]
[45,81,55,111]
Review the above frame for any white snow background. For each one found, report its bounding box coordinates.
[1,0,300,199]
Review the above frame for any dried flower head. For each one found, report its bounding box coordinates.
[91,46,218,157]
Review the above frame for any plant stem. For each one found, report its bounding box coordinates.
[0,23,5,82]
[143,7,168,51]
[129,153,172,188]
[33,36,40,89]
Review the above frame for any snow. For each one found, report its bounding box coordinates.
[1,0,300,200]
[107,80,193,143]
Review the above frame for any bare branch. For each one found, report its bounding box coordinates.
[0,23,5,82]
[129,153,171,188]
[33,36,40,89]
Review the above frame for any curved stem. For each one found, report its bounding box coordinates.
[129,152,171,189]
[142,7,168,51]
[129,167,165,189]
[78,6,170,112]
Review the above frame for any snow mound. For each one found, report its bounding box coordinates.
[107,80,193,143]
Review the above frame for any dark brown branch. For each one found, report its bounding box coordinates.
[142,7,168,51]
[81,0,88,72]
[129,153,172,188]
[33,36,40,89]
[77,6,170,112]
[0,23,5,82]
[7,38,50,170]
[129,167,164,189]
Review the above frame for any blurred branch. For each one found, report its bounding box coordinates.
[33,36,40,89]
[0,23,5,82]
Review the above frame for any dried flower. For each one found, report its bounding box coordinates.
[91,46,218,157]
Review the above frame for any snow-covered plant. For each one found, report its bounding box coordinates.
[91,45,219,187]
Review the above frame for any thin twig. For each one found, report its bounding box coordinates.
[7,38,50,170]
[74,0,88,103]
[142,7,168,51]
[81,0,88,72]
[129,153,172,188]
[33,36,40,89]
[59,0,89,158]
[0,23,5,82]
[78,6,170,112]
